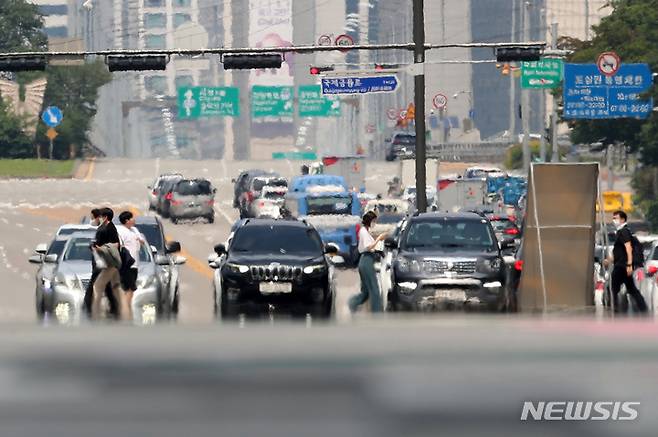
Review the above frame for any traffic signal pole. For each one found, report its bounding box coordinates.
[413,0,427,213]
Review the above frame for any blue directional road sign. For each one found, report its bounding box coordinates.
[41,106,63,127]
[321,75,399,95]
[563,63,653,119]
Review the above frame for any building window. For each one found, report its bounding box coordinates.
[175,75,194,89]
[145,0,164,7]
[144,13,166,29]
[45,26,68,38]
[145,34,166,49]
[173,0,192,7]
[144,76,168,95]
[39,5,68,15]
[174,13,192,27]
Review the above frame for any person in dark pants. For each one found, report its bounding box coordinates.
[605,210,647,314]
[84,208,119,319]
[348,211,387,313]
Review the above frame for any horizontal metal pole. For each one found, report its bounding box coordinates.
[0,41,547,59]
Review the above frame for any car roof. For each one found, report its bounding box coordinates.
[111,215,161,225]
[66,231,96,240]
[410,212,487,221]
[240,218,310,229]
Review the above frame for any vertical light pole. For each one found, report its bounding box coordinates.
[413,0,427,212]
[550,21,559,163]
[509,0,517,139]
[521,1,531,172]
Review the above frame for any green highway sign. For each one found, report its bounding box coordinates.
[178,86,240,118]
[252,86,294,118]
[521,59,563,89]
[298,85,341,117]
[272,151,318,160]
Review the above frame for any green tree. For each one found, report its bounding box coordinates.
[36,62,112,159]
[0,0,47,53]
[0,98,33,158]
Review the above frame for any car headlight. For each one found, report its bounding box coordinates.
[41,278,52,290]
[397,257,421,273]
[137,275,157,289]
[398,282,418,295]
[226,263,249,274]
[303,264,326,274]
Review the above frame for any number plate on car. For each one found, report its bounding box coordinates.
[259,282,292,294]
[435,289,466,301]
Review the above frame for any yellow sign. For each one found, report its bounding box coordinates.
[46,128,58,140]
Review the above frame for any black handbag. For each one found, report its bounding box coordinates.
[119,246,135,270]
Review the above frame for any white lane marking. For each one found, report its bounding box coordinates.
[0,218,8,224]
[213,204,234,225]
[22,248,29,255]
[32,227,40,232]
[16,223,24,228]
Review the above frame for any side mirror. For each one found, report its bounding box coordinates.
[147,185,152,189]
[35,243,48,255]
[150,245,158,254]
[173,255,187,265]
[324,243,340,255]
[214,244,227,256]
[500,239,515,250]
[155,255,170,266]
[384,237,397,249]
[329,255,346,265]
[231,178,236,183]
[29,254,43,264]
[385,138,391,143]
[213,188,217,194]
[44,254,58,263]
[166,241,181,254]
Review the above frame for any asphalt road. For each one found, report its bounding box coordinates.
[0,158,474,324]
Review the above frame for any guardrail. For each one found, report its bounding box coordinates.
[401,142,513,162]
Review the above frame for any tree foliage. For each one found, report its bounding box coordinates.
[0,98,33,158]
[0,0,47,53]
[564,0,658,159]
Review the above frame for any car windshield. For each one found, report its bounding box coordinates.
[176,180,212,196]
[490,219,516,232]
[263,189,286,200]
[58,227,90,236]
[402,219,496,251]
[393,135,415,145]
[231,226,323,255]
[136,224,164,252]
[254,178,286,191]
[378,214,405,225]
[47,240,67,256]
[307,196,352,215]
[63,238,93,261]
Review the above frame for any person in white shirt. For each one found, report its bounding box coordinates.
[348,211,387,313]
[117,211,146,321]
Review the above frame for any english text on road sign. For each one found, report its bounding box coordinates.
[252,86,294,118]
[41,106,63,127]
[597,51,621,77]
[321,75,398,95]
[521,59,563,89]
[298,85,341,117]
[177,86,240,118]
[563,63,652,119]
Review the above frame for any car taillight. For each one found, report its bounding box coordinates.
[259,201,265,207]
[170,198,182,206]
[165,192,173,201]
[514,260,524,271]
[206,199,215,206]
[504,227,519,235]
[648,265,658,276]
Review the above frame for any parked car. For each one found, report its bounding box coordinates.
[208,219,341,319]
[156,175,183,218]
[168,178,216,224]
[232,170,277,210]
[384,212,512,312]
[148,173,182,211]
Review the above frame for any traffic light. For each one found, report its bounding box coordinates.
[374,63,399,71]
[309,65,334,75]
[496,47,541,62]
[106,55,168,72]
[222,53,283,70]
[0,55,47,72]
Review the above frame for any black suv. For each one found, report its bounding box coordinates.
[386,212,512,312]
[208,219,339,319]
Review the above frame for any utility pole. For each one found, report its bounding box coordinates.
[509,0,517,139]
[539,7,547,162]
[521,1,531,172]
[413,0,427,212]
[584,0,590,40]
[550,21,559,163]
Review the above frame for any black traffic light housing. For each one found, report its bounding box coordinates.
[309,65,334,75]
[222,53,283,70]
[0,55,47,72]
[106,55,168,72]
[496,47,541,62]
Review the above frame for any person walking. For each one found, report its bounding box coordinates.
[117,211,145,321]
[349,211,387,313]
[605,210,647,314]
[91,208,123,320]
[84,209,119,319]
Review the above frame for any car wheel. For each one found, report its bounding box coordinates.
[207,215,215,224]
[171,216,178,224]
[172,289,179,316]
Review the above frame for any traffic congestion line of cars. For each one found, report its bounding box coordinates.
[149,174,216,224]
